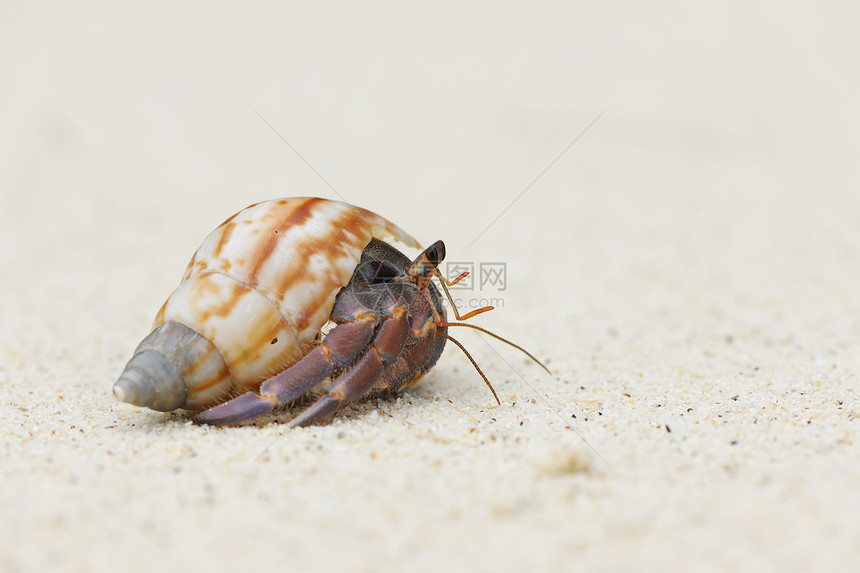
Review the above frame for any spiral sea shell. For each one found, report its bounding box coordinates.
[113,197,419,412]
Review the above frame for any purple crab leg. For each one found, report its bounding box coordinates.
[197,317,376,425]
[289,307,409,427]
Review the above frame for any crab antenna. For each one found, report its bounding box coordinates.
[433,269,493,321]
[436,331,501,405]
[439,321,552,375]
[433,270,551,374]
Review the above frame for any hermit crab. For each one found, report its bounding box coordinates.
[113,197,547,426]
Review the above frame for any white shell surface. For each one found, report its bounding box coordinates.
[154,197,419,407]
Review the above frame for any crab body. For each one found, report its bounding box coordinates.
[113,197,456,426]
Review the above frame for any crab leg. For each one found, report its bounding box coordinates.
[196,317,376,425]
[288,306,409,427]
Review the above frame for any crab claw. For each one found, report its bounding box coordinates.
[196,392,276,425]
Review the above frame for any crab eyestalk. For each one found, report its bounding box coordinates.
[113,321,231,412]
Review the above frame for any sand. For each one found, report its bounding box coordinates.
[1,2,858,571]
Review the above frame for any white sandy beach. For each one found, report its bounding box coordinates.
[1,2,858,571]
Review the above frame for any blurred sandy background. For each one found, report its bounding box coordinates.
[1,1,858,571]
